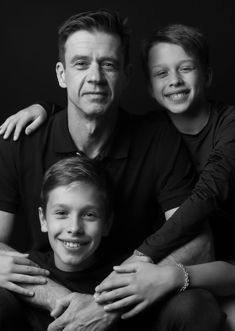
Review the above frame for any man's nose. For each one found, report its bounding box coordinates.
[87,64,105,84]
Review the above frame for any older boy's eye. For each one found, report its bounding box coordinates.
[101,61,118,72]
[83,211,99,220]
[179,66,194,72]
[152,70,168,78]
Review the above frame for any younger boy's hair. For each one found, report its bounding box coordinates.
[58,8,131,66]
[142,23,210,81]
[40,156,112,219]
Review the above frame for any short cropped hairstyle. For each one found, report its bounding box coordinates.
[142,23,210,81]
[40,156,112,219]
[58,8,130,66]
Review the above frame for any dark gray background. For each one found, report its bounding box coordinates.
[2,0,235,120]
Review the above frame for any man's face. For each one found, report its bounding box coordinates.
[39,181,109,272]
[56,30,128,118]
[148,42,208,115]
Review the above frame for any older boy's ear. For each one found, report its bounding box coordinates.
[205,67,213,88]
[102,213,113,237]
[38,207,48,233]
[56,62,67,89]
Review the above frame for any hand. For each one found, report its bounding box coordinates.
[0,104,47,141]
[0,251,49,296]
[95,261,183,319]
[48,293,118,331]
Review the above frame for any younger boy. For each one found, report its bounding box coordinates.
[13,155,120,330]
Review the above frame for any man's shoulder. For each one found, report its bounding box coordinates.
[120,108,174,134]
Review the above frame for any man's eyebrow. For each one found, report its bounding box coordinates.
[70,55,89,64]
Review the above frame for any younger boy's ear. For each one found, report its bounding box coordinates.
[102,213,113,237]
[205,67,213,88]
[38,207,48,233]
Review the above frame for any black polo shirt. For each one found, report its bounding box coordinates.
[0,108,197,261]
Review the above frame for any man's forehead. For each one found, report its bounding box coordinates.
[65,30,123,54]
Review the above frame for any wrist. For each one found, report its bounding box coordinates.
[175,263,190,292]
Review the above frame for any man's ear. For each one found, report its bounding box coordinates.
[205,67,213,88]
[102,213,113,237]
[38,207,48,233]
[56,62,67,88]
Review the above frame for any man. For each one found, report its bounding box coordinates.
[0,10,224,330]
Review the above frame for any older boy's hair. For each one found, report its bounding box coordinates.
[142,23,210,81]
[58,8,131,66]
[40,156,112,218]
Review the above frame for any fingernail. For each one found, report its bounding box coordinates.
[13,136,17,141]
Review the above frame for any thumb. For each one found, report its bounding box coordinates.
[50,297,70,318]
[113,263,137,273]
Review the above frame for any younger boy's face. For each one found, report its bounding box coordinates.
[148,42,208,115]
[39,181,109,272]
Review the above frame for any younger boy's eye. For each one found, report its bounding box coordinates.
[83,210,99,220]
[55,210,68,218]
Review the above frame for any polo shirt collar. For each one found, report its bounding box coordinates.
[52,108,131,159]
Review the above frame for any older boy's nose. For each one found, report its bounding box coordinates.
[169,71,183,86]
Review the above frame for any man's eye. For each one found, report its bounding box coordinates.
[102,62,117,71]
[74,61,88,69]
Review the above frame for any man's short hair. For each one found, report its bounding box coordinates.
[40,156,112,219]
[58,8,131,66]
[142,23,210,81]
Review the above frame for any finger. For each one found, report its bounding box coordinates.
[12,263,50,276]
[48,317,65,330]
[25,116,44,135]
[5,281,34,296]
[10,273,48,284]
[113,264,137,273]
[0,117,12,135]
[94,286,133,304]
[121,302,147,319]
[104,295,139,312]
[1,251,29,257]
[95,275,131,293]
[51,298,70,318]
[3,119,18,139]
[12,118,30,141]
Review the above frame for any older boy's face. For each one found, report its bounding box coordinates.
[148,42,207,115]
[39,181,108,272]
[56,30,128,118]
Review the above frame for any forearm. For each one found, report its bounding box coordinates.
[158,223,214,266]
[188,261,235,296]
[0,242,71,310]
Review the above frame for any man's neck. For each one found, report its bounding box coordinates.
[68,107,118,159]
[168,100,210,135]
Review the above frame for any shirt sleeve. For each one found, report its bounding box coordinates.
[0,138,19,213]
[36,101,63,116]
[138,105,235,262]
